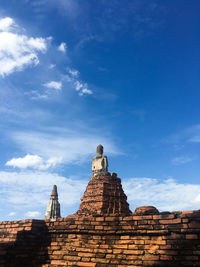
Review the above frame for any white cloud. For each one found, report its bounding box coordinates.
[6,155,43,169]
[43,81,62,90]
[0,17,48,76]
[46,157,63,167]
[8,211,16,216]
[74,80,93,96]
[27,37,47,50]
[75,81,83,91]
[172,156,194,165]
[0,17,15,31]
[64,67,92,96]
[123,177,200,212]
[6,154,62,170]
[79,88,93,96]
[25,211,41,218]
[58,42,67,53]
[194,194,200,204]
[67,67,79,77]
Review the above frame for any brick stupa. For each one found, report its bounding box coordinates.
[78,144,131,215]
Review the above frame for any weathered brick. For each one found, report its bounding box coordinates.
[95,217,104,222]
[160,255,173,260]
[78,252,94,257]
[77,262,96,267]
[159,218,181,224]
[51,260,68,265]
[186,234,199,239]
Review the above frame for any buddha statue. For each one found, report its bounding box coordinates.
[92,144,108,174]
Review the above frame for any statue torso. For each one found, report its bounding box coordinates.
[92,155,108,172]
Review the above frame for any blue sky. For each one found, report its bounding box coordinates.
[0,0,200,220]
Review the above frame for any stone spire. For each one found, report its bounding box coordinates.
[78,145,131,216]
[44,185,61,219]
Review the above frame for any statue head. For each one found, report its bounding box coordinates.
[96,144,103,156]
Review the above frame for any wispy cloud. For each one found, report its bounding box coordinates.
[190,136,200,143]
[46,0,165,41]
[30,81,63,99]
[79,88,93,96]
[58,42,67,53]
[29,68,92,100]
[75,80,92,96]
[48,63,56,69]
[162,124,200,150]
[27,80,63,100]
[28,90,49,100]
[0,17,48,77]
[51,0,80,20]
[67,67,79,77]
[171,156,194,165]
[66,68,93,96]
[187,125,200,143]
[29,0,80,23]
[7,128,119,165]
[43,81,62,90]
[123,177,200,212]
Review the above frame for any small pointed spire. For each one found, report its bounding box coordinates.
[51,185,58,197]
[44,185,61,219]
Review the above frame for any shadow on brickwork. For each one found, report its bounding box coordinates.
[0,220,50,267]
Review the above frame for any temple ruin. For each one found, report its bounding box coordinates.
[0,145,200,266]
[44,185,61,220]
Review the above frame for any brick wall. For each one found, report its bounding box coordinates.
[0,210,200,266]
[1,174,200,266]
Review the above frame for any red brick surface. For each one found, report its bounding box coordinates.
[78,175,131,216]
[0,175,200,266]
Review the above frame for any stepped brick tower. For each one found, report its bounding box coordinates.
[78,144,131,215]
[44,185,61,219]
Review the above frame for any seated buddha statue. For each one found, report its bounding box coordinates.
[92,144,108,175]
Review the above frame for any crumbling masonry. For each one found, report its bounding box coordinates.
[0,145,200,266]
